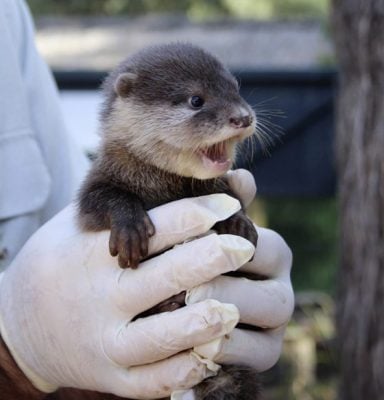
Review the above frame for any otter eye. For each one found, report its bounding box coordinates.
[189,96,204,109]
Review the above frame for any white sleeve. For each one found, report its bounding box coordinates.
[12,0,90,221]
[0,0,89,268]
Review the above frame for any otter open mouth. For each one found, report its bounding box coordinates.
[197,140,232,173]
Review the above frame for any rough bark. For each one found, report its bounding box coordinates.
[331,1,384,399]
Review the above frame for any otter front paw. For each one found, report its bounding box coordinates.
[109,213,155,269]
[213,211,258,249]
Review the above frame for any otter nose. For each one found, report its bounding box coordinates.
[229,114,252,128]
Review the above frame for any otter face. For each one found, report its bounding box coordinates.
[102,43,256,179]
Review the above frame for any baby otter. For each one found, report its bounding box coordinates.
[78,43,260,400]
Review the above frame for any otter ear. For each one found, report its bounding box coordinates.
[114,72,137,97]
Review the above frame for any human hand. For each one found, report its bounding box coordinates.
[173,169,294,399]
[0,194,255,399]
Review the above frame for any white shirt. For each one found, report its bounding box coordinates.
[0,0,88,269]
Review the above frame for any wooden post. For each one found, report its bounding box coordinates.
[331,1,384,398]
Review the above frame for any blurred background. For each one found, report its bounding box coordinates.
[26,1,372,399]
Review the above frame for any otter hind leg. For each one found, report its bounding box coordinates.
[213,210,258,249]
[194,365,261,400]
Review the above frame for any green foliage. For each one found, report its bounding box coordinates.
[187,0,230,20]
[222,0,329,19]
[27,0,196,16]
[27,0,330,19]
[263,197,338,295]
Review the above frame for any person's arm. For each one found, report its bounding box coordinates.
[0,336,44,400]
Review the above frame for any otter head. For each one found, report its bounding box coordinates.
[101,43,256,179]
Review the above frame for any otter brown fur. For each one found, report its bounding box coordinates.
[77,43,260,400]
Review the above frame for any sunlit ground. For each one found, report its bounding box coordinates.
[35,16,333,72]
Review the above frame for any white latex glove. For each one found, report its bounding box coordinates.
[190,227,294,367]
[173,169,294,400]
[0,194,255,399]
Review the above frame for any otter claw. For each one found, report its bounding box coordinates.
[213,211,258,249]
[109,212,155,269]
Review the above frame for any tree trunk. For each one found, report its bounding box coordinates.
[331,1,384,399]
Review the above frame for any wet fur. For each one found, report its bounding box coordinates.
[77,43,260,399]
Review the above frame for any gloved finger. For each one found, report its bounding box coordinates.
[105,299,239,366]
[225,169,257,208]
[147,194,242,255]
[194,325,287,373]
[62,194,243,272]
[186,275,294,329]
[113,234,254,315]
[240,227,292,281]
[103,351,219,399]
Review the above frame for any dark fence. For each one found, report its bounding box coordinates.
[54,69,337,197]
